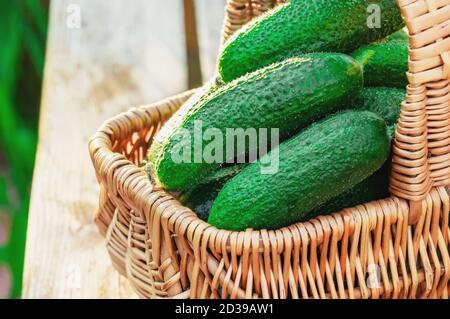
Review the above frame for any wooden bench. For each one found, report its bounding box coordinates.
[22,0,225,298]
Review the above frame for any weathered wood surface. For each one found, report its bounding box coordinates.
[23,0,224,298]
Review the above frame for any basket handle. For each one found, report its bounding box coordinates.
[221,0,283,44]
[389,0,450,216]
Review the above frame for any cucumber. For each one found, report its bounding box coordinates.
[208,111,390,231]
[306,162,391,219]
[185,152,393,223]
[385,28,408,41]
[350,87,404,137]
[148,53,363,191]
[218,0,404,82]
[183,162,391,222]
[179,164,246,220]
[183,156,392,223]
[310,86,404,217]
[352,29,408,88]
[183,85,403,221]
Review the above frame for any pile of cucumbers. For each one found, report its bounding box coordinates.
[146,0,409,231]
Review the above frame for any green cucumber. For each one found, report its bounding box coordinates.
[385,28,408,41]
[311,86,405,216]
[183,162,391,222]
[218,0,404,82]
[179,164,246,220]
[350,87,404,137]
[307,162,391,219]
[148,53,363,191]
[186,153,393,223]
[208,111,390,231]
[184,85,403,221]
[352,29,408,88]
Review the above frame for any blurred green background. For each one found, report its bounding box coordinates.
[0,0,49,298]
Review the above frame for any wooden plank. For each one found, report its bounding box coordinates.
[22,0,187,298]
[195,0,227,80]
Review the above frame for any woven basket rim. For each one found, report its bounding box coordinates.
[89,89,419,239]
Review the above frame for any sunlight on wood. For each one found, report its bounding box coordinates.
[22,0,224,299]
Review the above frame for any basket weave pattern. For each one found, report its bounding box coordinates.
[89,0,450,298]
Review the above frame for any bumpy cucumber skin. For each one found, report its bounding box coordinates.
[184,85,403,221]
[148,53,362,191]
[179,164,246,220]
[352,31,408,88]
[218,0,404,82]
[385,28,408,41]
[306,162,391,219]
[305,87,404,219]
[184,161,391,222]
[208,111,390,231]
[350,87,404,137]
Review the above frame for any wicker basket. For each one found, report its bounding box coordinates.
[89,0,450,299]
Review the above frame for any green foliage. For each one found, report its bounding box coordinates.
[0,0,48,298]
